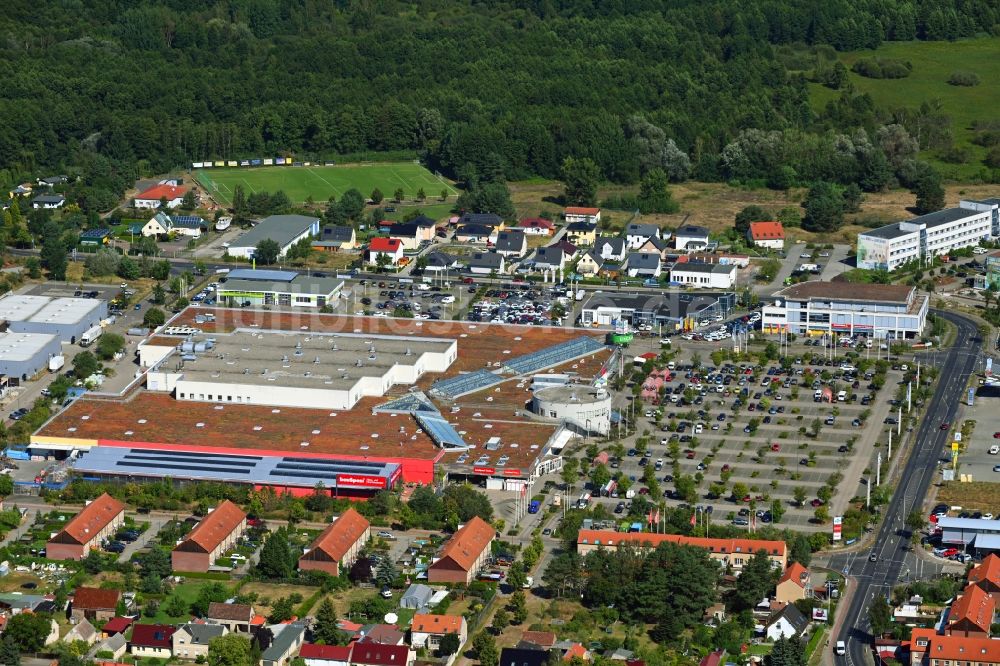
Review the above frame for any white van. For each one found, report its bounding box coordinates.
[837,390,847,402]
[835,641,846,656]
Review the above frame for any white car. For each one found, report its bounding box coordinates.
[990,445,999,455]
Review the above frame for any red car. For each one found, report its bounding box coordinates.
[811,498,824,507]
[638,487,649,495]
[941,548,959,558]
[686,451,696,459]
[993,432,1000,439]
[940,422,950,430]
[722,464,731,472]
[771,443,781,452]
[742,494,751,502]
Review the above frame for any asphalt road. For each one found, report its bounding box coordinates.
[831,310,980,666]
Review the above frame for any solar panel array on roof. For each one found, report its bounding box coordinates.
[72,446,399,489]
[415,412,469,450]
[503,336,606,375]
[430,370,505,399]
[373,391,439,414]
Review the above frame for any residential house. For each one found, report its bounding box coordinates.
[593,237,627,262]
[350,642,415,666]
[559,643,590,662]
[134,184,187,209]
[262,623,307,666]
[71,587,121,623]
[143,212,204,238]
[636,235,671,259]
[410,614,467,651]
[576,531,788,571]
[299,508,371,577]
[313,226,358,252]
[747,221,785,250]
[969,554,1000,594]
[38,175,68,187]
[466,252,505,275]
[367,237,404,267]
[909,628,1000,666]
[575,251,604,278]
[79,228,113,246]
[624,252,661,279]
[207,602,256,633]
[48,493,126,561]
[386,216,437,250]
[32,194,65,209]
[173,623,228,660]
[129,624,176,659]
[518,218,555,236]
[499,647,550,666]
[531,246,567,273]
[564,207,601,225]
[699,650,726,666]
[360,624,405,645]
[427,516,496,584]
[625,223,661,250]
[227,214,321,260]
[494,230,528,258]
[300,644,352,666]
[141,212,173,237]
[669,263,737,289]
[423,252,460,273]
[774,562,810,604]
[764,605,809,641]
[551,239,579,259]
[455,224,498,244]
[0,593,49,615]
[65,618,99,646]
[172,499,247,573]
[87,634,127,662]
[399,584,434,610]
[456,212,503,228]
[102,617,134,637]
[674,224,710,251]
[565,221,597,247]
[945,584,995,638]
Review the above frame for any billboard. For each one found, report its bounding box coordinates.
[473,466,496,475]
[263,158,274,165]
[856,235,889,271]
[214,161,225,167]
[250,158,262,166]
[226,160,238,167]
[192,162,204,169]
[336,474,388,489]
[276,157,286,165]
[832,515,843,541]
[239,160,250,167]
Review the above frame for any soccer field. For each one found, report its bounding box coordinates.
[194,162,458,206]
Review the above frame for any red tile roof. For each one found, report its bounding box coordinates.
[947,584,995,634]
[699,651,725,666]
[136,184,187,201]
[969,553,1000,588]
[411,614,463,634]
[351,643,410,666]
[518,218,554,230]
[520,631,556,648]
[207,602,254,622]
[748,221,785,240]
[130,624,176,648]
[369,237,402,252]
[301,508,370,565]
[175,500,246,554]
[431,516,496,573]
[778,562,808,588]
[300,644,353,661]
[563,644,588,661]
[577,530,787,558]
[911,627,1000,662]
[565,207,600,215]
[73,587,121,611]
[102,616,133,634]
[50,494,125,546]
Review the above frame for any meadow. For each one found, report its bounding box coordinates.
[809,37,1000,180]
[194,162,457,206]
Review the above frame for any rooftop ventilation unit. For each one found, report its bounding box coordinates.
[355,359,363,367]
[314,356,321,364]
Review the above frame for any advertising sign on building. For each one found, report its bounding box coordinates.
[336,474,387,489]
[832,515,843,542]
[473,467,496,476]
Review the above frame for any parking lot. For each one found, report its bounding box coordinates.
[947,394,1000,481]
[587,343,904,531]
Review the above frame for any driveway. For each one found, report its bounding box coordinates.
[118,516,165,563]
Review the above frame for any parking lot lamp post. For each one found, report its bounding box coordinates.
[897,407,902,436]
[888,429,892,459]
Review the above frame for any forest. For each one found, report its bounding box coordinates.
[1,0,999,210]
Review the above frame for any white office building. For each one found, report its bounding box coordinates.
[669,263,737,289]
[857,205,992,271]
[761,282,928,339]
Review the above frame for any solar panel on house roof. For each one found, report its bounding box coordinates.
[503,336,606,375]
[430,369,505,399]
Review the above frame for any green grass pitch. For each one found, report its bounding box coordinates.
[194,162,458,206]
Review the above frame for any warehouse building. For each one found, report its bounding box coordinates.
[0,331,61,380]
[145,329,457,410]
[857,204,993,271]
[216,269,343,308]
[226,214,320,260]
[0,294,107,343]
[761,282,927,339]
[579,291,735,329]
